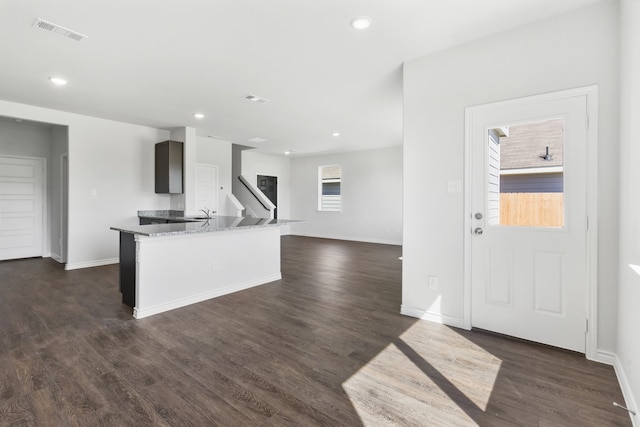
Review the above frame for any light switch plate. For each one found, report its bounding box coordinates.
[428,275,438,290]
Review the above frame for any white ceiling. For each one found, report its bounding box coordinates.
[0,0,602,156]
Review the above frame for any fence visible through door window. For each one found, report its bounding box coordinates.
[489,119,565,228]
[318,165,341,211]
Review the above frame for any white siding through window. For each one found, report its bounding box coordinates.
[487,130,500,225]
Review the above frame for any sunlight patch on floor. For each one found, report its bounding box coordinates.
[342,321,502,425]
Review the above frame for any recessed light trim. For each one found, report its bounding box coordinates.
[351,16,371,30]
[49,76,67,86]
[248,137,268,144]
[193,113,204,119]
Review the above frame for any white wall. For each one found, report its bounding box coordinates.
[617,0,640,420]
[0,100,170,269]
[290,146,403,245]
[242,150,291,220]
[196,136,234,216]
[0,117,52,158]
[402,1,619,353]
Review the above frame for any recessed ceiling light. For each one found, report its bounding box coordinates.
[49,76,67,86]
[351,16,371,30]
[332,132,340,137]
[284,151,291,155]
[248,137,268,143]
[193,113,204,119]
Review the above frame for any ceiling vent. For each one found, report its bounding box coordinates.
[244,94,269,103]
[33,18,88,42]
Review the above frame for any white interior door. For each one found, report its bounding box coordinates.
[469,94,588,353]
[195,164,218,214]
[0,156,44,261]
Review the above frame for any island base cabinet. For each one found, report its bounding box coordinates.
[117,227,282,318]
[119,232,136,307]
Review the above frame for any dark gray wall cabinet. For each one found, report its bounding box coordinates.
[155,140,183,194]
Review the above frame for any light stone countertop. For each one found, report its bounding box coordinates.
[111,215,303,237]
[137,210,195,220]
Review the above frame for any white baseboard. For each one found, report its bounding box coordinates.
[65,257,119,270]
[400,304,425,318]
[133,273,281,319]
[613,354,639,426]
[592,349,616,366]
[400,304,469,330]
[290,232,401,246]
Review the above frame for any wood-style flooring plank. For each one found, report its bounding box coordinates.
[0,236,632,426]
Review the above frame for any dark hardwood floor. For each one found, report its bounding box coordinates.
[0,236,631,426]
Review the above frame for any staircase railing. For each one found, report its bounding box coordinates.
[235,175,275,219]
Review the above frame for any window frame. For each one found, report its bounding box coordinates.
[317,164,342,212]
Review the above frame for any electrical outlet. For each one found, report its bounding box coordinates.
[428,276,438,290]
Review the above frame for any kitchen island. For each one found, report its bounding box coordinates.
[111,215,302,319]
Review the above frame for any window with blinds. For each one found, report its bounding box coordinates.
[318,165,341,211]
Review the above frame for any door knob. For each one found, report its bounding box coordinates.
[474,227,483,235]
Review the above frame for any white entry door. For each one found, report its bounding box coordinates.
[195,164,219,214]
[468,93,588,353]
[0,156,45,261]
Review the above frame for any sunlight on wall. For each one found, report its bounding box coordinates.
[428,294,442,314]
[629,264,640,277]
[341,321,501,424]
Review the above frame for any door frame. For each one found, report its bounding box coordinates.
[463,86,599,360]
[60,153,68,263]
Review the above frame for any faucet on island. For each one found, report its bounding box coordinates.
[200,207,215,219]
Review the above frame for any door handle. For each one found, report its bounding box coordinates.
[474,227,483,235]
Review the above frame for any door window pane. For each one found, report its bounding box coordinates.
[490,119,565,228]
